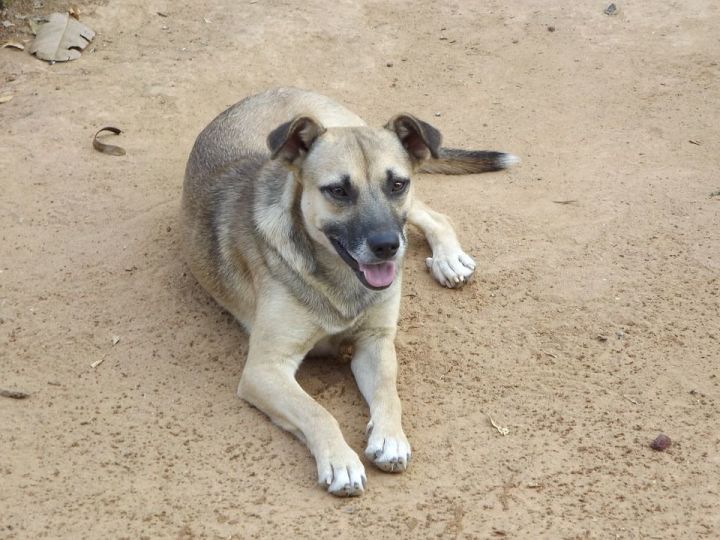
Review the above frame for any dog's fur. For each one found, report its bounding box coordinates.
[181,87,517,496]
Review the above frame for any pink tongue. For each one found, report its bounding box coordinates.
[358,261,397,288]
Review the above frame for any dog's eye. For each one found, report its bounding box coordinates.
[391,179,409,194]
[322,185,350,200]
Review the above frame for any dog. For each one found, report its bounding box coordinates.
[180,87,517,496]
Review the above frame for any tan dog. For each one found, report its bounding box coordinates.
[181,88,517,496]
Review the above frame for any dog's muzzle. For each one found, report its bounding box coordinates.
[328,237,398,290]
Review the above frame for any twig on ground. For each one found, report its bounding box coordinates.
[489,415,510,436]
[1,388,30,399]
[622,394,639,405]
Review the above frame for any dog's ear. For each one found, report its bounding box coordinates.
[267,116,326,166]
[385,114,442,164]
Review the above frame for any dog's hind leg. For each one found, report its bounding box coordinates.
[237,291,366,497]
[408,200,476,288]
[351,297,411,473]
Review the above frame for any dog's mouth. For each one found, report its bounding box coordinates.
[328,238,397,290]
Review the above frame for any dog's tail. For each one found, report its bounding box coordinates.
[419,148,520,175]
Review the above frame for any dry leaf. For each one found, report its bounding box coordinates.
[1,41,25,51]
[29,12,95,62]
[0,94,13,104]
[28,18,41,35]
[93,127,126,156]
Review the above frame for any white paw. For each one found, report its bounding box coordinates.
[316,445,366,497]
[365,421,412,473]
[425,249,476,288]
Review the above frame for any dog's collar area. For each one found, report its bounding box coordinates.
[327,237,395,291]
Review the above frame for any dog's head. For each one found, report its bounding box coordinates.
[267,114,441,290]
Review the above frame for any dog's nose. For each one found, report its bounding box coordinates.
[367,232,400,260]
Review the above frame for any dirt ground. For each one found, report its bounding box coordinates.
[2,0,719,538]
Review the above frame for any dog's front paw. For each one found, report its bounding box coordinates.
[425,250,476,288]
[316,445,366,497]
[365,421,412,473]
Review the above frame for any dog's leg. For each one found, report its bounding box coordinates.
[351,298,411,473]
[408,200,476,288]
[237,295,366,497]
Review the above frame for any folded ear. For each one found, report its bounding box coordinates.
[267,116,326,166]
[385,114,442,164]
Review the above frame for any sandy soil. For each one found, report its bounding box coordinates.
[2,0,719,538]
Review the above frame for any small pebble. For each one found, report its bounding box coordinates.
[650,433,671,451]
[547,26,556,32]
[604,3,618,16]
